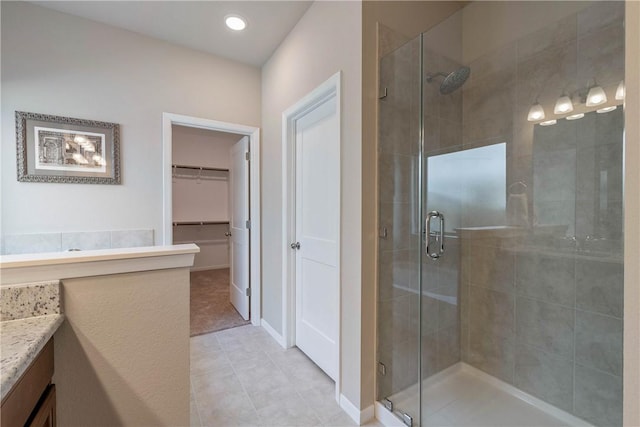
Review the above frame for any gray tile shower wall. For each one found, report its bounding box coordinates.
[377,4,624,425]
[1,229,154,255]
[459,4,624,426]
[461,230,624,426]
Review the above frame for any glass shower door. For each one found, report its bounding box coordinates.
[377,34,423,425]
[379,3,624,426]
[419,28,469,425]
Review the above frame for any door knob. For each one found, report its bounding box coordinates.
[225,232,232,237]
[290,242,301,250]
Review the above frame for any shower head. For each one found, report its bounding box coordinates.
[426,66,471,94]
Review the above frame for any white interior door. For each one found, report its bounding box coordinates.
[230,136,250,320]
[294,98,340,380]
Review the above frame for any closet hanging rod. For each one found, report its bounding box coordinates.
[172,221,230,226]
[172,164,229,172]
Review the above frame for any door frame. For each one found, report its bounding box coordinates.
[162,112,261,325]
[281,72,342,396]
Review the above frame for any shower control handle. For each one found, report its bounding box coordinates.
[426,211,445,259]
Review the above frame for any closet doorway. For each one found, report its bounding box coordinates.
[162,113,261,336]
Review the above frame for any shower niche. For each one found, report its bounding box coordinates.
[377,2,625,426]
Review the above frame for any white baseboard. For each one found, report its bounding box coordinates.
[374,401,403,427]
[460,363,594,427]
[260,319,286,348]
[339,395,374,425]
[190,264,229,272]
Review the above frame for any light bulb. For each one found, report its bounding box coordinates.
[586,86,607,107]
[597,106,617,113]
[554,96,574,114]
[615,81,625,101]
[527,103,545,121]
[566,113,585,121]
[540,120,557,126]
[74,135,87,144]
[225,15,247,31]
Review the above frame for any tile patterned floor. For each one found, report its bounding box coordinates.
[190,269,249,337]
[190,325,380,427]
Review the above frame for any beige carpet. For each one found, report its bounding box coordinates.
[190,268,249,337]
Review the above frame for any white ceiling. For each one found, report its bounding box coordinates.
[29,1,313,67]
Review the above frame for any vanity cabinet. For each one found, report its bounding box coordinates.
[1,339,56,427]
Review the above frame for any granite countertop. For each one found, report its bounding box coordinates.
[0,314,64,401]
[0,280,63,402]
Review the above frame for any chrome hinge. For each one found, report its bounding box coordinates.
[402,412,413,427]
[246,220,251,229]
[246,288,251,297]
[378,227,388,239]
[382,398,393,412]
[245,152,250,161]
[378,362,386,376]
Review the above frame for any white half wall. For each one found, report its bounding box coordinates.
[0,2,260,239]
[260,0,363,410]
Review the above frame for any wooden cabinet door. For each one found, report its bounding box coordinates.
[27,385,56,427]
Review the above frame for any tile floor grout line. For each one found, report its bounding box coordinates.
[190,376,204,427]
[193,325,343,427]
[192,329,260,426]
[223,326,274,426]
[225,334,262,413]
[263,342,326,425]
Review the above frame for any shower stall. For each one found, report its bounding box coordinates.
[377,2,625,426]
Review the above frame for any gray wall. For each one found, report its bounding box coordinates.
[260,0,364,407]
[1,2,261,241]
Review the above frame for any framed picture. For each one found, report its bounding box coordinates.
[16,111,121,184]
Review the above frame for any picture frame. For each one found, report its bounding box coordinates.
[16,111,121,184]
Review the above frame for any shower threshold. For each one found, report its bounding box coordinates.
[378,363,594,427]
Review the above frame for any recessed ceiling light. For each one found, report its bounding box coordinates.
[225,15,247,31]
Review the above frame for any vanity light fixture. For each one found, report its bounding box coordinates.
[586,85,607,107]
[225,15,247,31]
[527,103,545,121]
[566,113,585,121]
[597,106,617,113]
[615,81,625,101]
[553,95,574,114]
[540,119,557,126]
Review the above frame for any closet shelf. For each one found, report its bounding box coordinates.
[174,239,228,245]
[172,164,229,172]
[172,221,229,226]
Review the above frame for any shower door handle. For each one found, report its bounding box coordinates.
[425,211,445,259]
